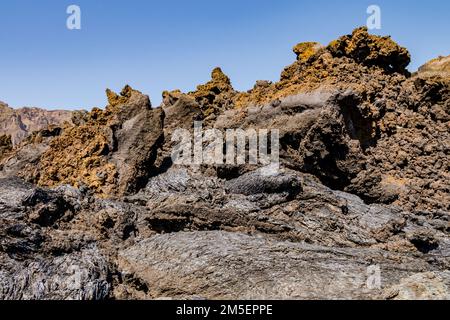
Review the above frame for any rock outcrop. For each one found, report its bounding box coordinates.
[1,86,164,197]
[383,272,450,300]
[0,27,449,300]
[118,231,447,300]
[0,135,12,161]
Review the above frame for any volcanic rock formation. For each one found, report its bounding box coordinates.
[0,27,449,300]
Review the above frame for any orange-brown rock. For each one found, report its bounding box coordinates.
[9,86,164,197]
[0,134,12,160]
[0,27,449,301]
[327,26,411,73]
[218,27,447,212]
[188,67,237,118]
[2,27,447,213]
[293,42,324,63]
[234,27,410,110]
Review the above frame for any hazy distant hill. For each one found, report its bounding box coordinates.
[0,101,72,145]
[418,55,450,78]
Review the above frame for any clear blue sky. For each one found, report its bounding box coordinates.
[1,0,449,110]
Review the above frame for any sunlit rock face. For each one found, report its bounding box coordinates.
[0,28,449,300]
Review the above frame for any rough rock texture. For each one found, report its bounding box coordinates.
[0,101,72,146]
[327,27,411,74]
[188,67,237,119]
[0,28,449,300]
[0,126,63,179]
[1,86,164,197]
[0,178,111,300]
[383,272,450,300]
[0,135,12,161]
[214,27,449,213]
[117,231,444,300]
[1,166,448,300]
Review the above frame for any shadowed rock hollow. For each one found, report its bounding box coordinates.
[0,27,449,300]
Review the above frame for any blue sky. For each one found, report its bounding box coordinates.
[0,0,449,110]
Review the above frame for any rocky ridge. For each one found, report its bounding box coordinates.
[0,27,449,300]
[0,101,72,146]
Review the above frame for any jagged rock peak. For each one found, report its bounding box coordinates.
[191,67,234,97]
[234,27,413,109]
[293,42,324,62]
[327,26,411,73]
[161,89,185,107]
[211,67,232,84]
[187,67,236,117]
[106,85,134,106]
[106,85,151,112]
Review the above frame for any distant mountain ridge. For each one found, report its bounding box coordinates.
[0,101,73,146]
[418,55,450,78]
